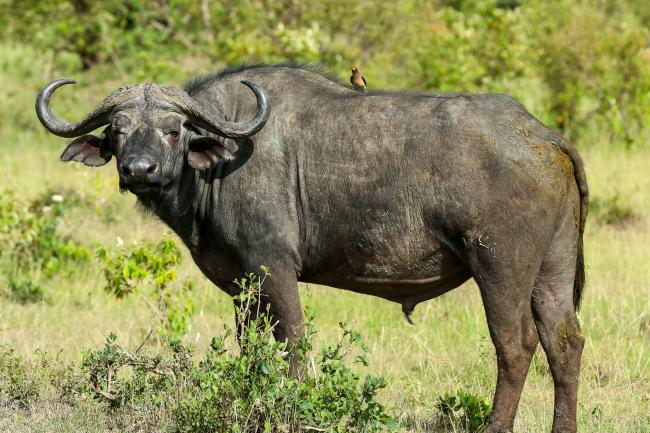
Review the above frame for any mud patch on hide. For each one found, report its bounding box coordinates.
[550,145,574,179]
[556,320,584,365]
[557,323,569,356]
[513,121,533,138]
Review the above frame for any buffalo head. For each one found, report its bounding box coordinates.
[35,79,269,196]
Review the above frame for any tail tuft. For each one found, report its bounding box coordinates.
[573,232,585,310]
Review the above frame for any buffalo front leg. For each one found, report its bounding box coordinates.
[232,265,305,363]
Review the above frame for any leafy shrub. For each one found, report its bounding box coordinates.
[436,389,492,432]
[36,351,93,405]
[528,0,650,141]
[80,332,189,416]
[175,307,393,431]
[408,3,531,92]
[0,190,90,302]
[97,239,196,340]
[78,270,395,432]
[0,346,39,409]
[589,193,639,227]
[5,278,45,304]
[0,190,90,275]
[30,187,88,213]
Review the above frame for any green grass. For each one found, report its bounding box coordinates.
[1,42,649,432]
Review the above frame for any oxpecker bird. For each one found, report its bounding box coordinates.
[350,66,367,92]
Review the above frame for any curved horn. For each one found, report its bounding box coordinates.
[159,80,270,139]
[37,79,270,140]
[35,79,142,138]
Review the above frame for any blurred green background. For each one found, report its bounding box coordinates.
[3,0,650,149]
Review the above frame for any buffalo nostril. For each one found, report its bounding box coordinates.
[122,157,157,178]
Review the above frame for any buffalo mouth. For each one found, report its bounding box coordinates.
[120,181,169,196]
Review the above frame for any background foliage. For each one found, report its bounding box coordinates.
[2,0,650,148]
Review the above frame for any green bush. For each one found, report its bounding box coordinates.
[529,0,650,142]
[77,271,395,432]
[5,278,45,304]
[436,389,492,432]
[37,352,93,405]
[97,239,196,340]
[0,346,40,409]
[175,289,394,432]
[589,193,639,227]
[0,190,90,302]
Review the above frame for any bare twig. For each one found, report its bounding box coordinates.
[310,355,318,384]
[303,426,329,432]
[106,366,113,396]
[134,328,154,354]
[91,371,116,402]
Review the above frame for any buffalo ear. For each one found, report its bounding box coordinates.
[61,133,112,167]
[187,136,238,170]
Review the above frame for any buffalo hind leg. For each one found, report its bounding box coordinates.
[467,245,542,433]
[532,230,584,433]
[481,282,539,432]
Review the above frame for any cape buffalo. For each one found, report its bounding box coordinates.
[36,64,588,433]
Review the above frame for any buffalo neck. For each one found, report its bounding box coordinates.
[137,163,220,251]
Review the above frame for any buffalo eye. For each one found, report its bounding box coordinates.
[111,123,128,138]
[165,130,179,139]
[112,115,130,136]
